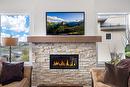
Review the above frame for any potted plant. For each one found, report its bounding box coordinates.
[124,28,130,58]
[107,46,122,65]
[109,52,122,65]
[125,44,130,58]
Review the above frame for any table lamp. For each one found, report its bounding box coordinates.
[2,37,18,62]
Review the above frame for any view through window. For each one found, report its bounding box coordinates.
[0,14,30,62]
[97,13,128,65]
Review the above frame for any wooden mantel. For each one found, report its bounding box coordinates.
[27,35,102,43]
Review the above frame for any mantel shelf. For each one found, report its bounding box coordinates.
[27,35,102,43]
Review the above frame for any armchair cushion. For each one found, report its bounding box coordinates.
[1,62,24,85]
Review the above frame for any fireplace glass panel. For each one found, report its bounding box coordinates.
[50,54,79,69]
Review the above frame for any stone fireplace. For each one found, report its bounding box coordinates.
[28,36,101,87]
[31,43,96,87]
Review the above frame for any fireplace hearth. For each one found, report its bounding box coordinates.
[50,54,79,69]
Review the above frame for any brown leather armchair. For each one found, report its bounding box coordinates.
[90,68,112,87]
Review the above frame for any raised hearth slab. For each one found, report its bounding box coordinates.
[37,84,83,87]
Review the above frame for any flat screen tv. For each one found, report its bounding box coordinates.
[46,12,85,35]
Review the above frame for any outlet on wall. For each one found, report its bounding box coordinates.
[106,33,111,40]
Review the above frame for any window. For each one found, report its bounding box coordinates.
[0,14,30,62]
[98,13,127,31]
[97,13,129,66]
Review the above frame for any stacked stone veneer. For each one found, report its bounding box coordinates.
[32,43,97,87]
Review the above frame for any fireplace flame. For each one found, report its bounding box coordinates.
[53,59,76,67]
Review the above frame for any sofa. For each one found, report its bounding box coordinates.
[90,68,130,87]
[0,65,32,87]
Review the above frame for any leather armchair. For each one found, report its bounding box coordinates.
[90,68,114,87]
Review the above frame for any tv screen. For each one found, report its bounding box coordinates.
[46,12,85,35]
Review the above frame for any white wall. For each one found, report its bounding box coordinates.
[0,0,130,35]
[0,0,96,36]
[0,0,130,64]
[95,0,130,13]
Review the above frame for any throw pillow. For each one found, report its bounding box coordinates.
[104,62,129,87]
[0,62,24,85]
[0,59,5,83]
[104,62,116,86]
[117,59,130,71]
[117,59,130,87]
[115,66,129,87]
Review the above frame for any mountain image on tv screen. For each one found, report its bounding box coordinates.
[46,12,85,35]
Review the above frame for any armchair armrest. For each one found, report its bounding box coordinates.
[90,68,105,87]
[96,82,112,87]
[18,78,29,87]
[24,66,32,87]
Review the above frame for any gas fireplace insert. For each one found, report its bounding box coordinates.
[50,54,79,69]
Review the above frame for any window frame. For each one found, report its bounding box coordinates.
[0,13,32,65]
[96,12,129,66]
